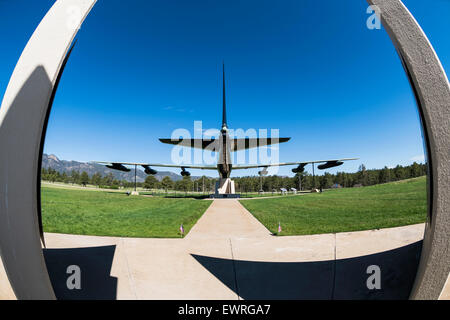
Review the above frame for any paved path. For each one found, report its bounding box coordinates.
[1,199,443,300]
[186,199,271,240]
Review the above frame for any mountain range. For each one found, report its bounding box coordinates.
[41,153,207,182]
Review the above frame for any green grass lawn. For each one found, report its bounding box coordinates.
[239,192,306,198]
[139,191,211,199]
[42,187,212,238]
[239,176,428,236]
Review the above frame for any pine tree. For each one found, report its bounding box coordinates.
[80,171,89,187]
[161,176,173,191]
[91,172,102,187]
[144,175,159,190]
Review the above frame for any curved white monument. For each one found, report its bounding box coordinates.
[0,0,448,299]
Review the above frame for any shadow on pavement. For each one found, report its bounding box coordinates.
[192,241,422,300]
[43,245,117,300]
[42,240,421,300]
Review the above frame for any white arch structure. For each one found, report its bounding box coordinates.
[0,0,448,299]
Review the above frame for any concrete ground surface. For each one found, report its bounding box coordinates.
[0,199,447,300]
[440,274,450,300]
[0,258,16,300]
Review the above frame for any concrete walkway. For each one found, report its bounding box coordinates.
[1,199,444,300]
[186,199,271,240]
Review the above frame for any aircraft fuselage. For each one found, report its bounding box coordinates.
[217,126,232,178]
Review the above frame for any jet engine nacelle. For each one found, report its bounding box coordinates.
[181,168,191,177]
[142,165,157,175]
[317,161,344,170]
[106,163,131,172]
[258,168,268,176]
[292,163,307,174]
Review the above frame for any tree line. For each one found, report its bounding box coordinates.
[41,162,427,192]
[234,162,427,192]
[41,167,215,191]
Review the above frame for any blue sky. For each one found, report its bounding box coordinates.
[1,0,449,177]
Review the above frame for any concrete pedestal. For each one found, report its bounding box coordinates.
[210,193,241,199]
[215,178,235,195]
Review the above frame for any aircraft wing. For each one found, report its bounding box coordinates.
[93,161,217,171]
[159,138,218,150]
[159,137,291,151]
[232,158,359,170]
[231,137,291,151]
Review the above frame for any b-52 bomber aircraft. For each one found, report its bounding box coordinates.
[95,64,357,195]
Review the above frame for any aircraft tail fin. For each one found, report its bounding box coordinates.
[222,62,227,128]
